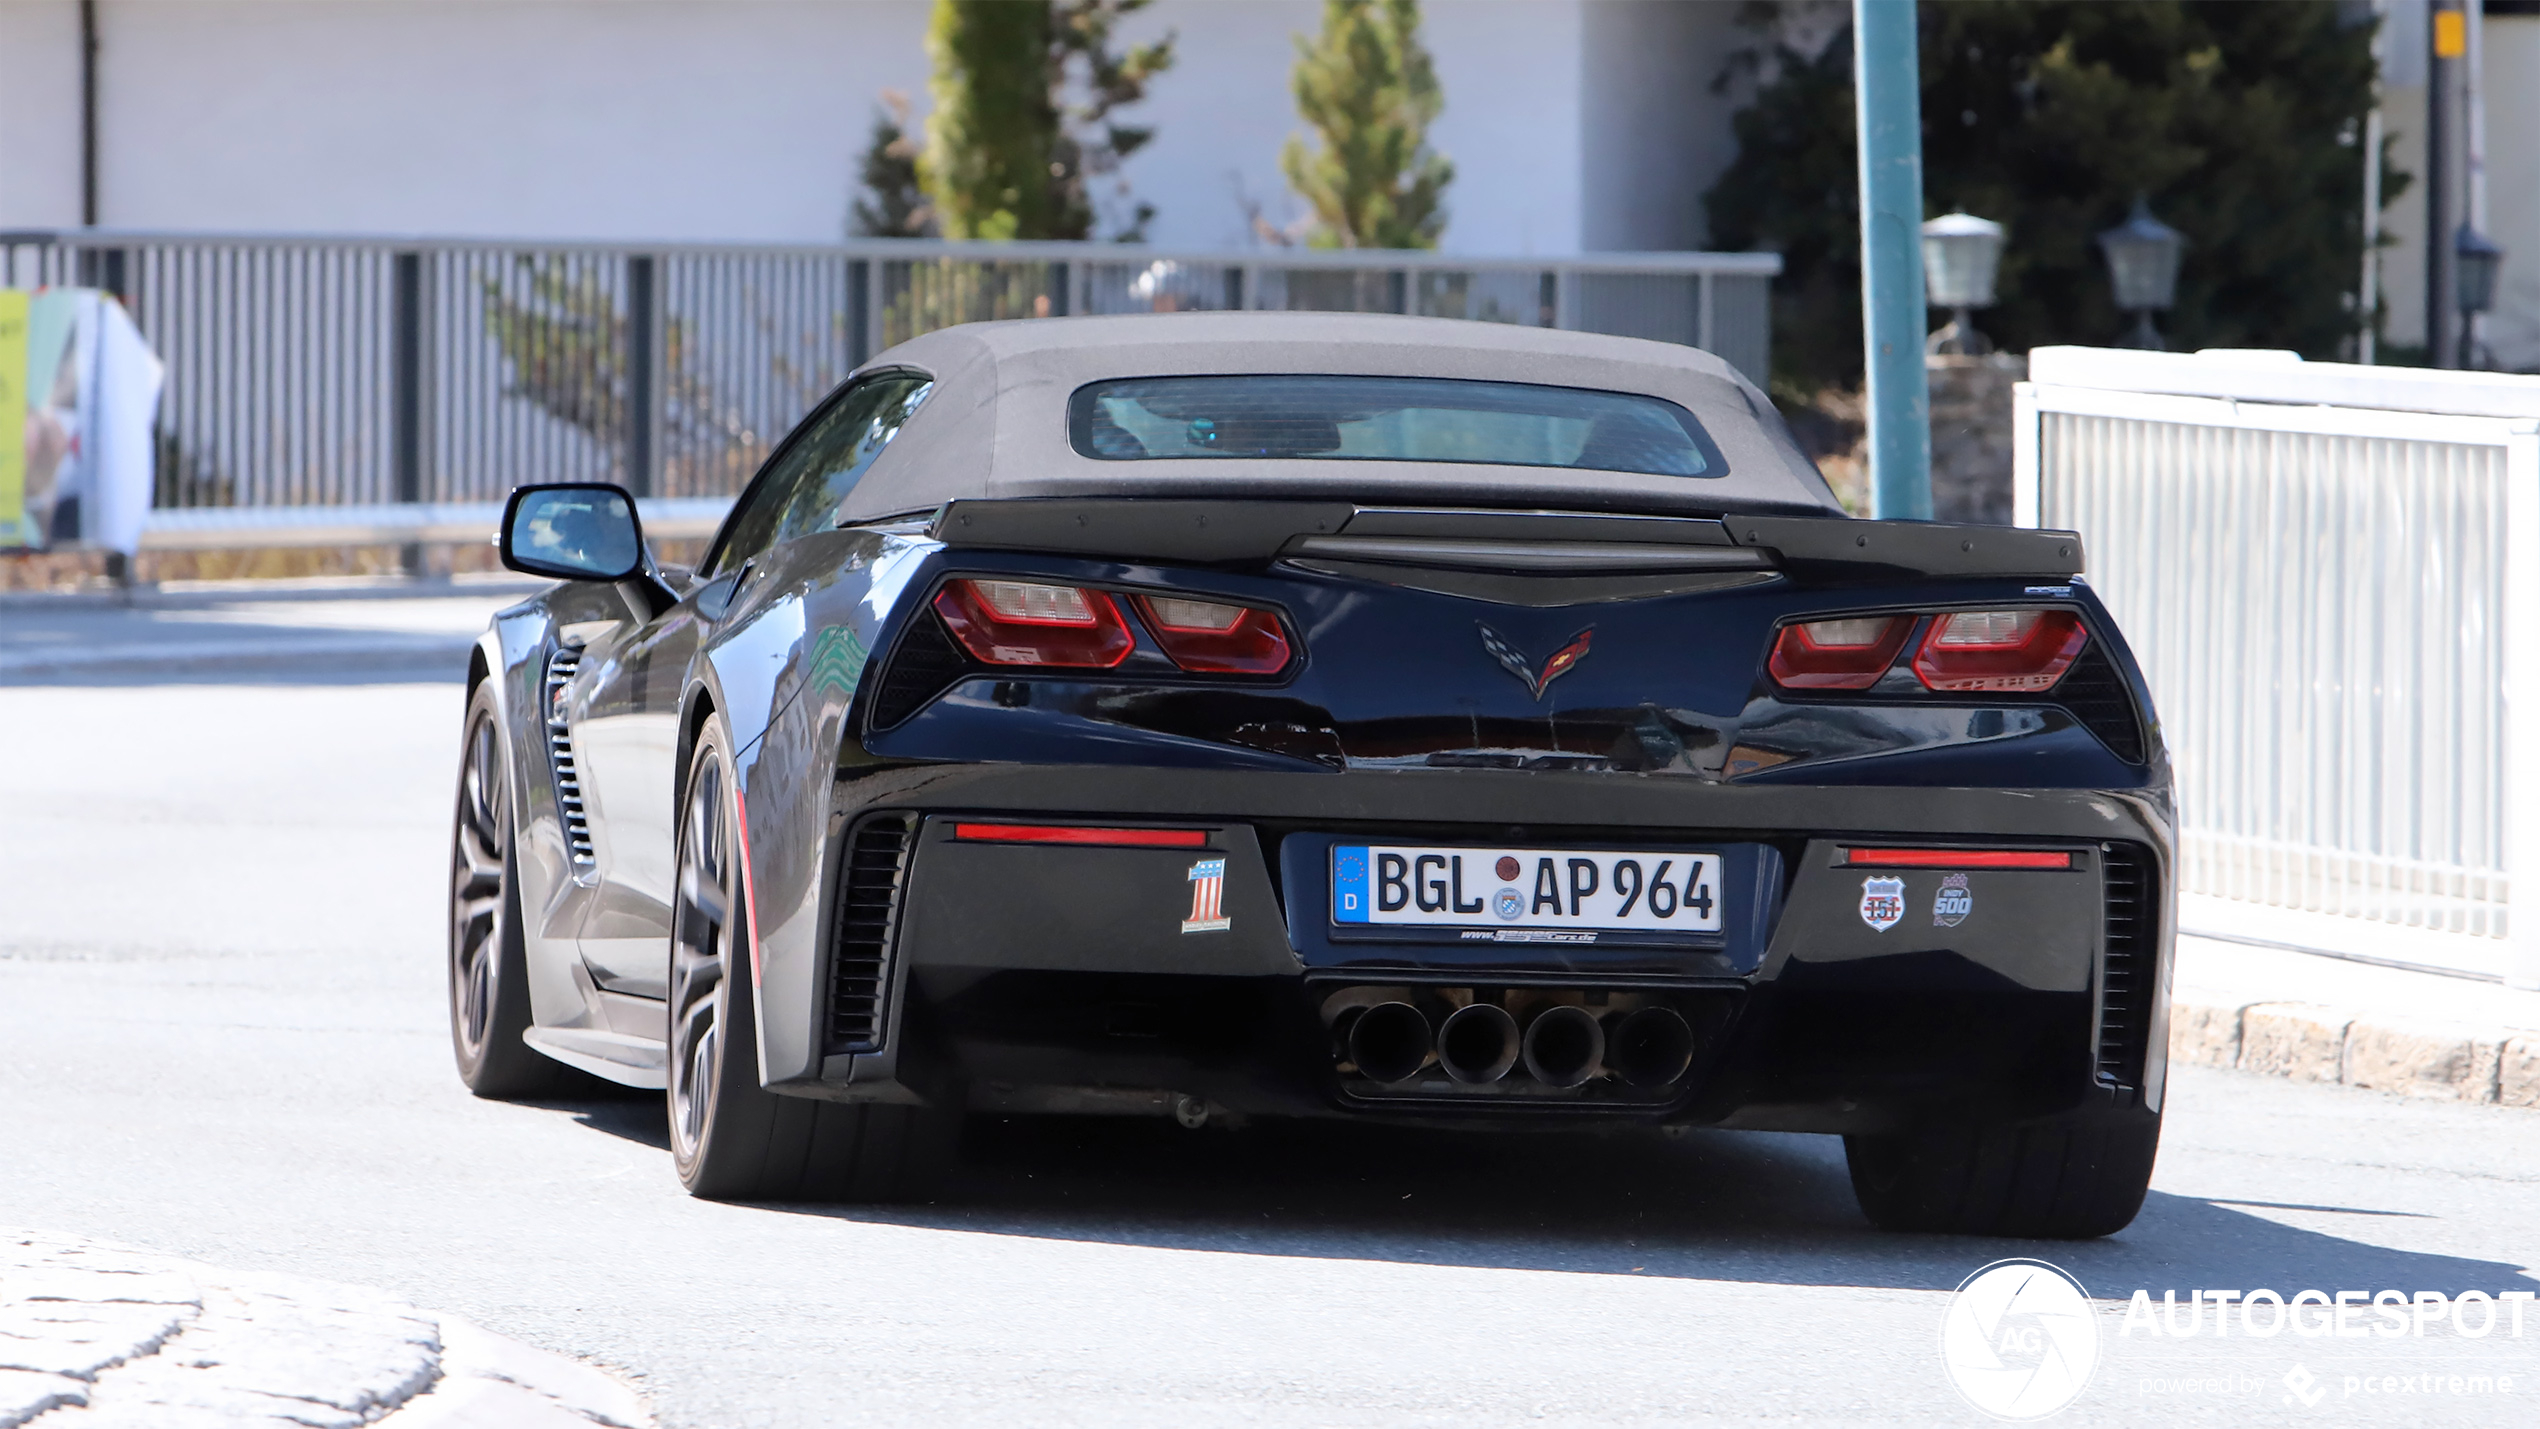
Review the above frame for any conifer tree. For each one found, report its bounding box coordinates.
[1280,0,1452,249]
[911,0,1173,242]
[920,0,1057,241]
[851,91,934,238]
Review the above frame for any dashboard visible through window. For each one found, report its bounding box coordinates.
[1068,374,1722,477]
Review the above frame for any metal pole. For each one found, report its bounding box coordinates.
[80,0,99,227]
[2429,0,2463,369]
[1854,0,1930,519]
[2466,0,2488,368]
[623,253,657,498]
[392,251,424,574]
[2359,0,2386,364]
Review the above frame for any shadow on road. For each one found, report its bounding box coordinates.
[569,1095,674,1151]
[538,1095,2534,1300]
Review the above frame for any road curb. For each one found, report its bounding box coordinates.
[2171,998,2540,1107]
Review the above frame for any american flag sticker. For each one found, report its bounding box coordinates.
[1181,857,1231,934]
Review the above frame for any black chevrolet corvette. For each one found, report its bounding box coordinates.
[449,312,2172,1236]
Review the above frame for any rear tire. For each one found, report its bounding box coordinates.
[666,719,957,1202]
[1844,1109,2160,1238]
[449,680,585,1098]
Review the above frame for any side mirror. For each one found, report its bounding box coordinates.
[499,483,645,582]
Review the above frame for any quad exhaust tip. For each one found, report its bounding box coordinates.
[1336,994,1704,1091]
[1347,1001,1433,1084]
[1607,1007,1697,1088]
[1521,1005,1606,1089]
[1436,1003,1521,1084]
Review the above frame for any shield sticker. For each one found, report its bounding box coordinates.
[1859,875,1906,932]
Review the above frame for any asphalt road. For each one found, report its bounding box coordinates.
[4,665,2538,1427]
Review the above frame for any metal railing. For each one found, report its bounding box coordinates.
[2014,347,2540,986]
[0,231,1777,536]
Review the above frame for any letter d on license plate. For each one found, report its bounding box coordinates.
[1331,845,1723,933]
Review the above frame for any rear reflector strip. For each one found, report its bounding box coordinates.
[1846,848,2073,869]
[952,823,1209,848]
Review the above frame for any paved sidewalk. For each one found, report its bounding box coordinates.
[2172,935,2540,1106]
[0,1231,649,1428]
[0,578,545,681]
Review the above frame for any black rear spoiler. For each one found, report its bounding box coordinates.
[927,499,2084,581]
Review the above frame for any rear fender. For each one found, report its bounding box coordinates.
[698,525,942,1089]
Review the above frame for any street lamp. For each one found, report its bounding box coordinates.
[1922,212,2005,355]
[2096,196,2186,351]
[2456,224,2504,369]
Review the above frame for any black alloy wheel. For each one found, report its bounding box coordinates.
[667,718,959,1201]
[667,732,741,1174]
[448,681,578,1097]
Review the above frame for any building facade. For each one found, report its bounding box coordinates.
[0,0,1752,256]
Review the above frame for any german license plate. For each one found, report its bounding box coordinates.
[1331,845,1724,934]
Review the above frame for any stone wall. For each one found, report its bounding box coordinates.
[1926,353,2026,526]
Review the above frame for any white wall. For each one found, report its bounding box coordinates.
[1417,0,1583,255]
[37,0,935,241]
[0,0,1733,257]
[0,0,86,227]
[1580,0,1743,251]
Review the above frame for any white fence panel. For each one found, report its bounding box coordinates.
[2015,349,2540,986]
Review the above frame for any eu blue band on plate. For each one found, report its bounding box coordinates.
[1332,845,1371,923]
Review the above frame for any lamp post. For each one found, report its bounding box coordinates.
[1921,212,2004,355]
[2096,197,2186,351]
[2455,224,2504,369]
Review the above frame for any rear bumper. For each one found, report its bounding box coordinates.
[771,764,2172,1133]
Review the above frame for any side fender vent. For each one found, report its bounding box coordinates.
[868,608,972,730]
[828,813,917,1052]
[544,649,595,866]
[2096,843,2155,1089]
[2054,642,2146,764]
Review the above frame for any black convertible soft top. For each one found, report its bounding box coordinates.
[834,312,1847,523]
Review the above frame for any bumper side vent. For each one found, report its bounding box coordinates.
[2096,843,2155,1088]
[544,649,595,866]
[828,813,917,1052]
[2054,643,2146,764]
[868,609,971,730]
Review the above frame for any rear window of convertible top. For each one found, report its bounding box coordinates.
[1067,374,1723,478]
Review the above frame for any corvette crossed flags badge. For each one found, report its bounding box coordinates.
[1477,622,1594,701]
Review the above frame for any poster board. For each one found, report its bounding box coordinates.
[0,289,165,555]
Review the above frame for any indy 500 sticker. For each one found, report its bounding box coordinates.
[1934,872,1973,927]
[1859,875,1905,932]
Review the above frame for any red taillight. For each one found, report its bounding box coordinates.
[1768,615,1915,690]
[1133,595,1293,675]
[952,823,1209,847]
[1847,848,2074,869]
[933,579,1134,668]
[1912,609,2087,692]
